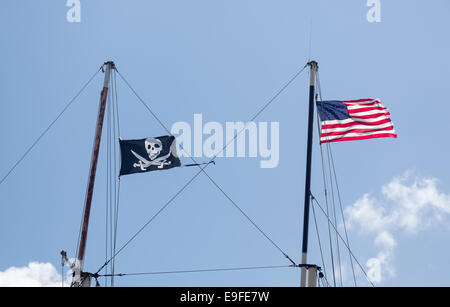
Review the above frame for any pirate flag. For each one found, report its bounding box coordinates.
[119,135,181,176]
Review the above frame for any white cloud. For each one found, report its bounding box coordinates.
[381,173,450,233]
[345,171,450,283]
[374,231,396,249]
[366,231,396,283]
[0,262,71,287]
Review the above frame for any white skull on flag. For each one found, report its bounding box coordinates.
[144,137,162,160]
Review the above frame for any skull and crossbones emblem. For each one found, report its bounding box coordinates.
[145,138,162,160]
[132,137,172,170]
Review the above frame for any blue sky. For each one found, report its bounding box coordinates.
[1,0,450,287]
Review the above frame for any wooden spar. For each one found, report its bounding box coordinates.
[75,61,114,281]
[300,61,318,287]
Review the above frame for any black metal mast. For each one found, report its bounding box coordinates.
[300,61,318,287]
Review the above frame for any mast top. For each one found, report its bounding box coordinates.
[307,61,318,86]
[101,62,114,88]
[307,60,318,68]
[103,61,115,68]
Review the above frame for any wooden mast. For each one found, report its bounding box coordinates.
[73,61,114,287]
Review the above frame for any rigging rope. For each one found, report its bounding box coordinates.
[310,194,330,287]
[310,193,375,287]
[328,146,357,286]
[326,143,343,286]
[108,69,113,285]
[102,68,122,287]
[316,110,337,287]
[113,69,121,137]
[315,70,357,286]
[4,65,104,264]
[95,64,308,275]
[95,164,207,275]
[98,264,294,278]
[111,70,121,287]
[104,69,122,287]
[314,71,341,286]
[104,84,111,286]
[0,67,102,188]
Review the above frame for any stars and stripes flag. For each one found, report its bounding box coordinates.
[316,98,398,144]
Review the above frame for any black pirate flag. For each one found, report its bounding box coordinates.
[119,136,181,176]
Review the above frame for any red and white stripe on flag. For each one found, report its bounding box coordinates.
[319,98,398,144]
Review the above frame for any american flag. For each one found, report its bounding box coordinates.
[316,98,398,144]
